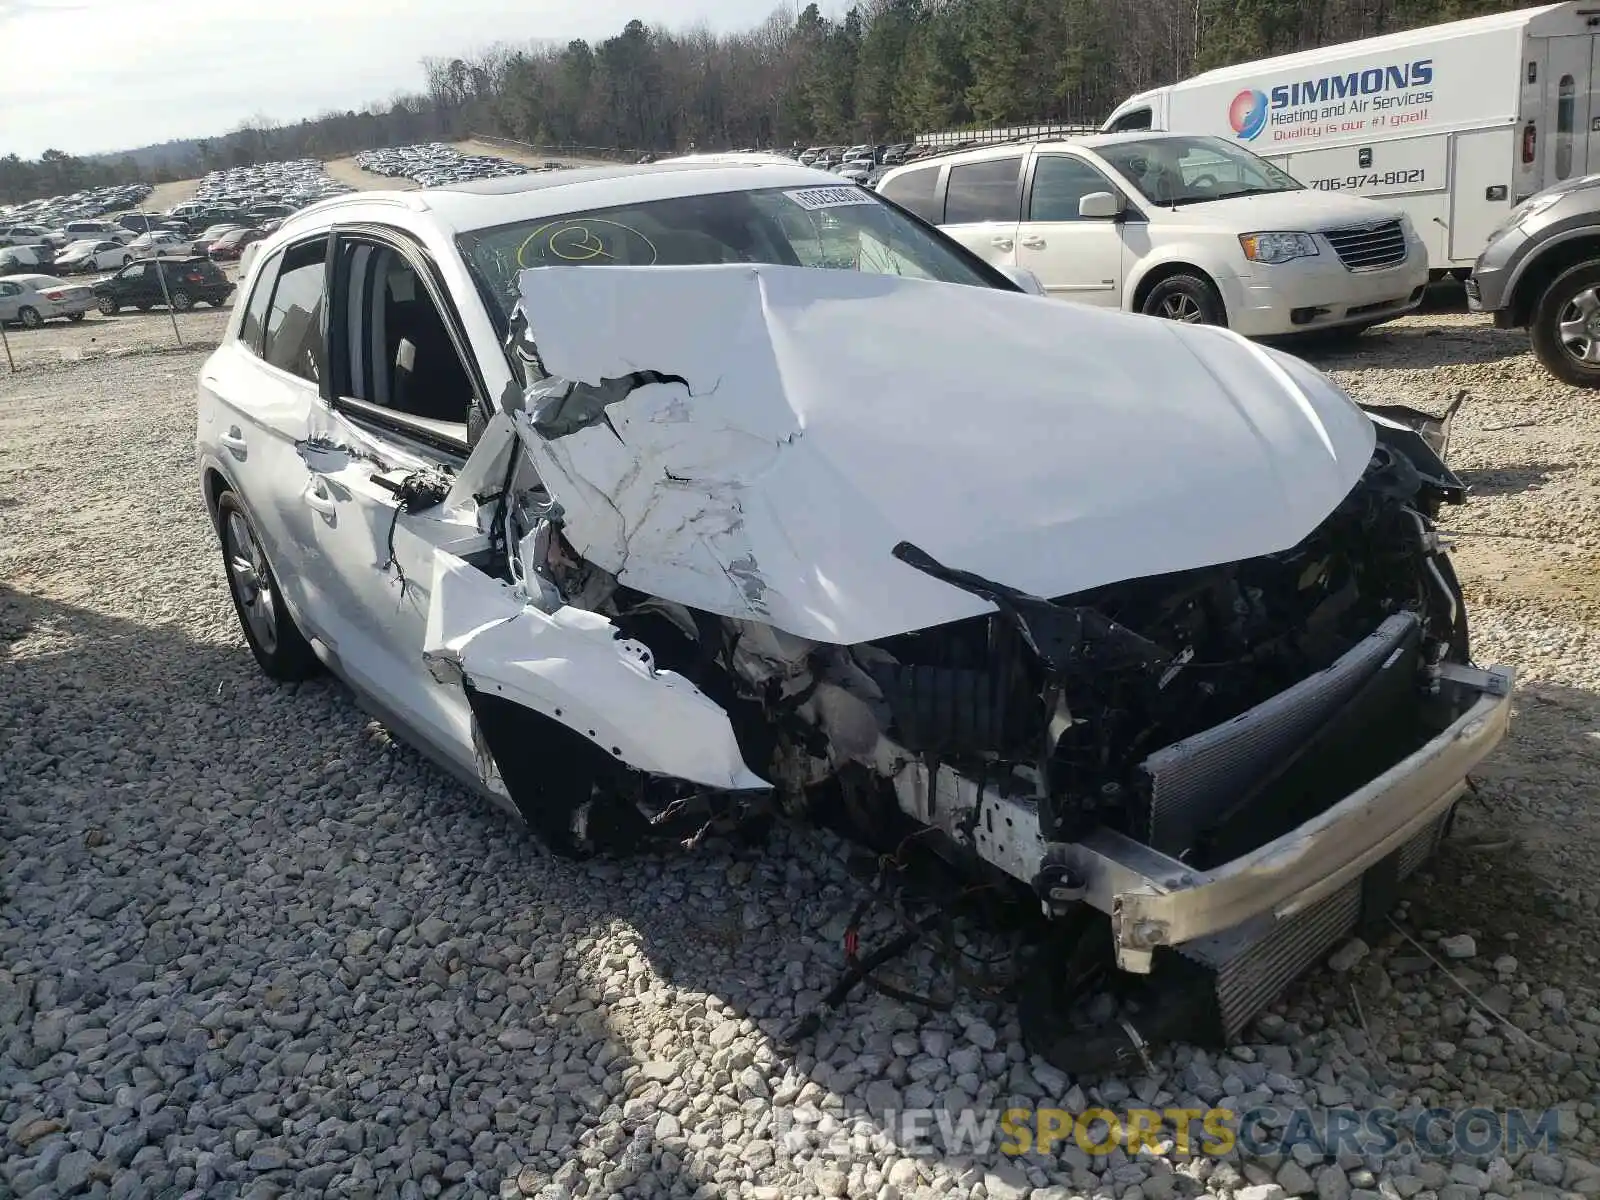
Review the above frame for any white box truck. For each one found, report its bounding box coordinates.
[1102,3,1600,272]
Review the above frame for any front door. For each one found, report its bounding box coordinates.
[1015,153,1127,307]
[298,232,488,774]
[1544,35,1600,189]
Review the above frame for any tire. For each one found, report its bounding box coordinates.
[1140,272,1226,326]
[97,296,118,316]
[170,290,193,312]
[215,490,320,681]
[1530,260,1600,387]
[66,311,85,322]
[121,255,132,266]
[17,305,41,329]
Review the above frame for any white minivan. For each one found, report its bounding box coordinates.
[875,132,1430,337]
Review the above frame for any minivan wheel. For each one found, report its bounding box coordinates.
[97,296,118,316]
[1531,261,1600,387]
[216,491,321,681]
[170,290,193,312]
[17,306,42,329]
[1141,273,1226,326]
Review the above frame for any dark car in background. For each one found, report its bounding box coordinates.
[93,257,232,315]
[207,227,265,262]
[1469,173,1600,386]
[118,212,164,233]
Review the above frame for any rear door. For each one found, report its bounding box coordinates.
[198,239,328,626]
[1543,35,1600,188]
[1015,152,1127,307]
[939,153,1025,269]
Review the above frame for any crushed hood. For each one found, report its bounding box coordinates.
[510,264,1377,646]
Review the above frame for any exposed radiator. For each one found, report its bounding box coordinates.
[1133,613,1421,859]
[1176,811,1450,1041]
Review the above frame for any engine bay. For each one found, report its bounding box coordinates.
[473,406,1468,879]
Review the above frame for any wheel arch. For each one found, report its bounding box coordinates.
[1507,236,1600,326]
[1130,259,1229,321]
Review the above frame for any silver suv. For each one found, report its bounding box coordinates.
[1469,174,1600,386]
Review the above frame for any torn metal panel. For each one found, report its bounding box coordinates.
[421,548,770,792]
[511,263,1379,645]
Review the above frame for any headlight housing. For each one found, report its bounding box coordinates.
[1239,231,1319,264]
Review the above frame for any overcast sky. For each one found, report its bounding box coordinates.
[0,0,794,159]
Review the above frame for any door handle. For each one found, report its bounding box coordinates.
[218,427,247,457]
[1021,236,1046,249]
[304,477,337,516]
[991,237,1014,249]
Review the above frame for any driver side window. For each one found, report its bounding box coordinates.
[1029,157,1118,222]
[331,236,478,443]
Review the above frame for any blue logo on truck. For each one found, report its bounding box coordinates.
[1229,89,1269,140]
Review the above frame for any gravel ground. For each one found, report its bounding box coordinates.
[2,301,1599,1200]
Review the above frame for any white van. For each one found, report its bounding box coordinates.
[875,133,1429,337]
[1102,2,1600,271]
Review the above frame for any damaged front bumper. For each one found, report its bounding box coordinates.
[884,659,1513,974]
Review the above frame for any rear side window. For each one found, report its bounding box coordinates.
[238,248,283,355]
[877,165,942,223]
[261,240,327,383]
[945,157,1022,224]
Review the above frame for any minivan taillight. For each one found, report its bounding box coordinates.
[1523,121,1537,164]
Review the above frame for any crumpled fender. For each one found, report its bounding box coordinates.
[421,549,769,792]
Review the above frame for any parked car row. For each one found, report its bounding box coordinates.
[354,144,546,187]
[0,183,152,247]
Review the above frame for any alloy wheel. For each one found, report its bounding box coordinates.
[1156,293,1203,323]
[224,510,278,655]
[1557,286,1600,366]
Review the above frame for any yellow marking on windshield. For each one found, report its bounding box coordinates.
[516,220,659,268]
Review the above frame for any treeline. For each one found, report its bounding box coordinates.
[2,0,1522,205]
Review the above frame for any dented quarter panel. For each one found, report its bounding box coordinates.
[513,263,1380,645]
[421,549,771,792]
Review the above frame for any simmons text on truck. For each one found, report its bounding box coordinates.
[1103,2,1600,273]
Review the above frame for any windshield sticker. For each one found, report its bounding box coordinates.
[784,186,877,211]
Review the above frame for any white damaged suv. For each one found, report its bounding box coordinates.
[197,159,1509,1068]
[876,132,1430,337]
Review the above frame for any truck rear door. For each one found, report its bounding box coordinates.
[1542,34,1600,189]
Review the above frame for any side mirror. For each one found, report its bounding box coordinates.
[1079,191,1121,219]
[996,264,1047,295]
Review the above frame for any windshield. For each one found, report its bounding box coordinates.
[1096,135,1302,206]
[456,183,1001,324]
